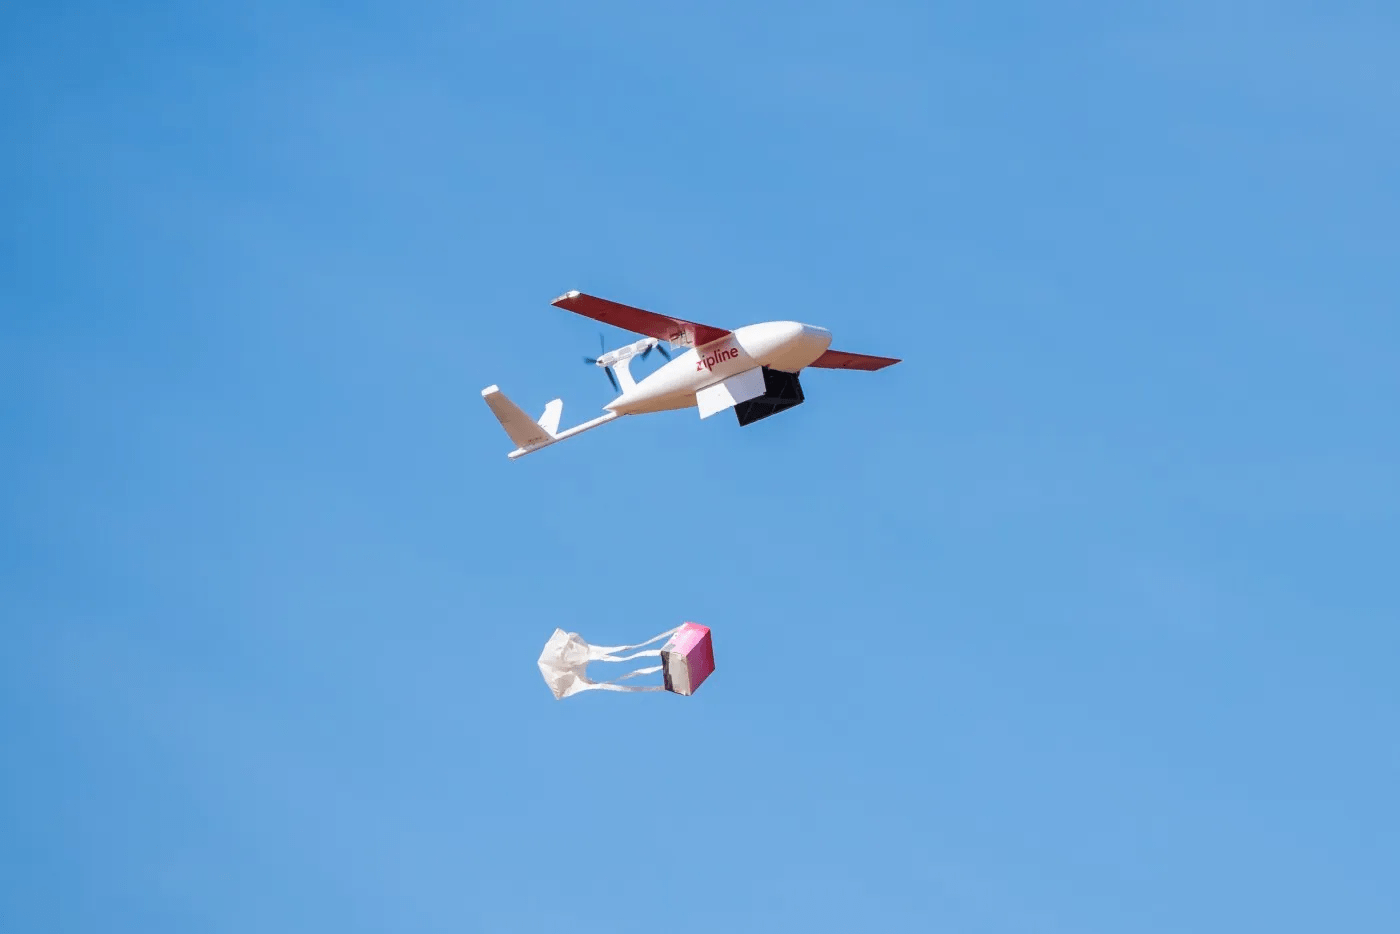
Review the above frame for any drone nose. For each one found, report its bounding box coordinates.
[800,324,833,356]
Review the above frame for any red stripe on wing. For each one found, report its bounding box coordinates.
[552,291,731,347]
[809,350,902,371]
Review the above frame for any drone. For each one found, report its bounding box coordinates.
[482,290,901,459]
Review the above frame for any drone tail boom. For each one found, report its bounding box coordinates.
[481,385,621,459]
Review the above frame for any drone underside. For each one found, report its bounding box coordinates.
[733,367,805,427]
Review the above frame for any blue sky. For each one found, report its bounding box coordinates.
[4,1,1398,931]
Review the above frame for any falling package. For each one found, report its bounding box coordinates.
[660,622,716,696]
[537,622,716,699]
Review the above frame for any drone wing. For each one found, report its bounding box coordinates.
[808,350,902,371]
[552,291,731,349]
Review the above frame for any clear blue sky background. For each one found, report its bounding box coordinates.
[4,2,1398,931]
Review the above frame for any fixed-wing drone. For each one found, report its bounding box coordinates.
[482,291,900,459]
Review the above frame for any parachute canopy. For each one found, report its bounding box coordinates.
[537,622,716,699]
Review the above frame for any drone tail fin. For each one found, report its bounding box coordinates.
[481,386,620,459]
[537,398,563,435]
[482,385,557,452]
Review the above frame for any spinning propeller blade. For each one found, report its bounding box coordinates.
[582,333,620,393]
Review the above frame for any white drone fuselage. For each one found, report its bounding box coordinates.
[602,321,832,415]
[482,321,834,458]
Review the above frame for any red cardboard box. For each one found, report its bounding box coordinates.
[661,623,715,696]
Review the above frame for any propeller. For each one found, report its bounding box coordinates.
[583,333,620,393]
[583,334,671,393]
